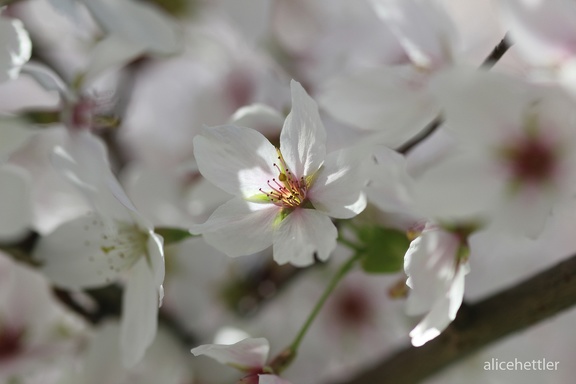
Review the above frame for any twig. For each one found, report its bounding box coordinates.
[395,35,512,155]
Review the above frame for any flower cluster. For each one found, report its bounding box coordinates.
[1,1,576,383]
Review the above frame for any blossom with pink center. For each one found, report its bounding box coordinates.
[191,337,291,384]
[192,80,368,266]
[414,70,576,236]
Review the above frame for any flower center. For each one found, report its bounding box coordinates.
[500,134,557,185]
[85,217,149,283]
[0,325,24,361]
[259,150,308,208]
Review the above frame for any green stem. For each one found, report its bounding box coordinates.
[271,253,362,373]
[337,236,364,252]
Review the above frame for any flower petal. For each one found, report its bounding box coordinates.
[308,147,369,219]
[370,0,457,68]
[409,261,468,347]
[34,214,135,289]
[191,337,269,370]
[195,197,278,257]
[318,66,439,148]
[229,103,284,139]
[259,374,293,384]
[273,209,337,266]
[0,165,32,241]
[413,151,505,221]
[120,256,159,368]
[51,131,147,227]
[147,232,165,305]
[499,0,576,66]
[280,80,326,178]
[79,0,181,56]
[0,17,32,83]
[193,125,279,197]
[429,69,537,147]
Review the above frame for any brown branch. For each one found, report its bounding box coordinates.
[338,252,576,384]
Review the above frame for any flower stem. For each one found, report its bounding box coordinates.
[337,235,364,252]
[271,252,362,373]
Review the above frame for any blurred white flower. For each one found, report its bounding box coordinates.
[319,0,459,147]
[415,70,576,236]
[0,252,85,382]
[192,337,291,384]
[192,80,368,266]
[34,131,165,368]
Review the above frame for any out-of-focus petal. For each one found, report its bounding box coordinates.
[120,256,159,368]
[319,66,438,148]
[499,0,576,66]
[0,165,32,241]
[259,374,293,384]
[0,17,32,83]
[34,214,136,289]
[370,0,458,68]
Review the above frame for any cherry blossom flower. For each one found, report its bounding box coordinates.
[33,131,165,368]
[191,337,291,384]
[192,80,368,266]
[405,223,470,347]
[0,252,85,382]
[0,15,31,83]
[318,0,460,147]
[415,70,576,236]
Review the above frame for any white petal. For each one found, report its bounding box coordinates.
[83,35,146,85]
[308,147,369,219]
[280,80,326,178]
[0,165,32,240]
[229,103,284,138]
[120,257,159,368]
[79,0,181,56]
[0,17,32,83]
[413,151,505,221]
[366,147,419,217]
[273,209,337,266]
[404,229,459,316]
[193,125,279,197]
[259,374,292,384]
[0,118,35,159]
[319,67,439,148]
[371,0,457,68]
[82,322,125,384]
[196,197,278,257]
[499,0,576,66]
[34,214,137,289]
[429,69,537,147]
[147,232,165,305]
[490,187,554,238]
[191,337,269,370]
[409,262,468,347]
[52,131,143,225]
